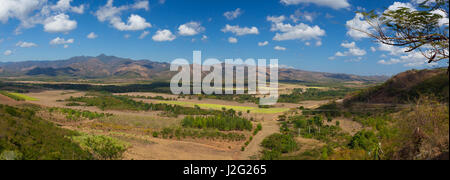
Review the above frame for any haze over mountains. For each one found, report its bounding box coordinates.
[0,54,388,83]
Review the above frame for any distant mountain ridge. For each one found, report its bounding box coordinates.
[0,54,388,83]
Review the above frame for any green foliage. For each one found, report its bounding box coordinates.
[349,130,379,151]
[181,115,252,131]
[0,104,93,160]
[0,91,25,101]
[66,93,225,117]
[69,134,129,160]
[279,88,358,103]
[261,133,298,153]
[49,107,112,121]
[253,123,262,135]
[157,127,246,141]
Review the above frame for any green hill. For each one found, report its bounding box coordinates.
[345,68,449,104]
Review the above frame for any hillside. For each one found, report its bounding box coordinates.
[0,54,388,83]
[345,68,449,104]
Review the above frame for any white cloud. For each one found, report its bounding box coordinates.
[87,32,98,39]
[268,16,325,41]
[431,9,449,27]
[341,42,355,49]
[378,51,437,67]
[43,13,77,33]
[280,0,350,10]
[370,46,376,52]
[51,0,85,14]
[201,35,208,41]
[3,50,13,56]
[16,41,37,48]
[0,0,85,33]
[332,41,366,58]
[224,8,243,20]
[274,46,287,51]
[222,24,259,36]
[377,42,439,67]
[178,21,205,36]
[124,34,131,39]
[63,44,69,48]
[267,15,286,23]
[228,37,238,43]
[258,41,269,46]
[133,1,150,11]
[139,31,150,39]
[152,29,176,42]
[305,42,311,46]
[50,37,74,45]
[386,2,416,12]
[95,0,151,31]
[111,14,151,31]
[290,10,316,23]
[346,13,373,40]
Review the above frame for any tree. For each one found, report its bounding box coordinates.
[357,0,449,69]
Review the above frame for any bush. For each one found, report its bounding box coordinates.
[349,130,378,151]
[69,134,129,160]
[261,133,298,153]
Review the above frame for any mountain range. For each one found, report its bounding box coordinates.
[0,54,388,83]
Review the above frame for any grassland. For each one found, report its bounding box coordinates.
[156,100,290,114]
[0,91,39,101]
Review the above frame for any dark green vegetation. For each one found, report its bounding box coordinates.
[345,69,449,104]
[279,87,358,103]
[260,133,299,160]
[182,115,253,131]
[0,104,93,160]
[154,127,246,141]
[66,92,225,117]
[48,107,112,121]
[69,134,129,160]
[0,81,171,94]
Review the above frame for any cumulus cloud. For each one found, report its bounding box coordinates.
[87,32,98,39]
[152,29,176,42]
[111,14,151,31]
[274,46,287,51]
[224,8,243,20]
[3,50,13,56]
[228,37,238,43]
[0,0,85,33]
[378,51,437,67]
[51,0,85,14]
[330,41,366,60]
[267,15,325,41]
[258,41,269,46]
[201,35,208,41]
[95,0,151,31]
[376,42,438,67]
[139,31,150,39]
[50,37,74,45]
[178,21,205,36]
[16,41,37,48]
[346,13,373,40]
[290,10,317,23]
[221,24,259,36]
[43,13,77,33]
[280,0,350,10]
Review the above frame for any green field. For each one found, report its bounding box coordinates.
[157,100,290,114]
[0,91,39,101]
[8,92,39,101]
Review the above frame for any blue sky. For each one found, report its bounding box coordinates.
[0,0,448,76]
